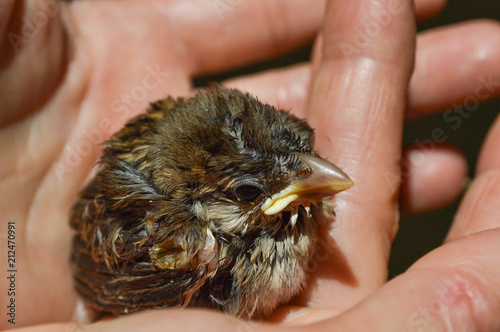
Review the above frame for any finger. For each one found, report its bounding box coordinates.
[182,0,445,76]
[400,145,468,215]
[447,171,500,242]
[408,20,500,119]
[3,324,76,332]
[180,0,326,75]
[446,114,500,242]
[1,310,242,332]
[313,229,500,331]
[301,0,416,309]
[414,0,447,20]
[0,0,68,127]
[85,310,243,332]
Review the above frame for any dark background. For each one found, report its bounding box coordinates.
[194,1,500,278]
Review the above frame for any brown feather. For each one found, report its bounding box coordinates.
[70,88,330,319]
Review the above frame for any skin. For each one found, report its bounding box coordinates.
[1,0,500,330]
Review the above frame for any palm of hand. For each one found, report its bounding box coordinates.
[2,0,500,331]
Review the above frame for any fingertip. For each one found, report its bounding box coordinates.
[447,170,500,242]
[415,0,447,21]
[401,145,468,214]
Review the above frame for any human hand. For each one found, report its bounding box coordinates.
[1,0,326,327]
[2,0,500,331]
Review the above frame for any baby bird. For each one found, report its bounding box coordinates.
[70,87,353,319]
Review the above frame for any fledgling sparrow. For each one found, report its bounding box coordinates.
[70,87,353,320]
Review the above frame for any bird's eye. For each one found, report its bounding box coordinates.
[233,182,263,203]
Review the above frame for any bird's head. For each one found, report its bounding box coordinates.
[107,88,353,237]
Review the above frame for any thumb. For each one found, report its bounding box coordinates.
[314,229,500,331]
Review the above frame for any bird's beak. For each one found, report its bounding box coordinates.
[261,154,353,215]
